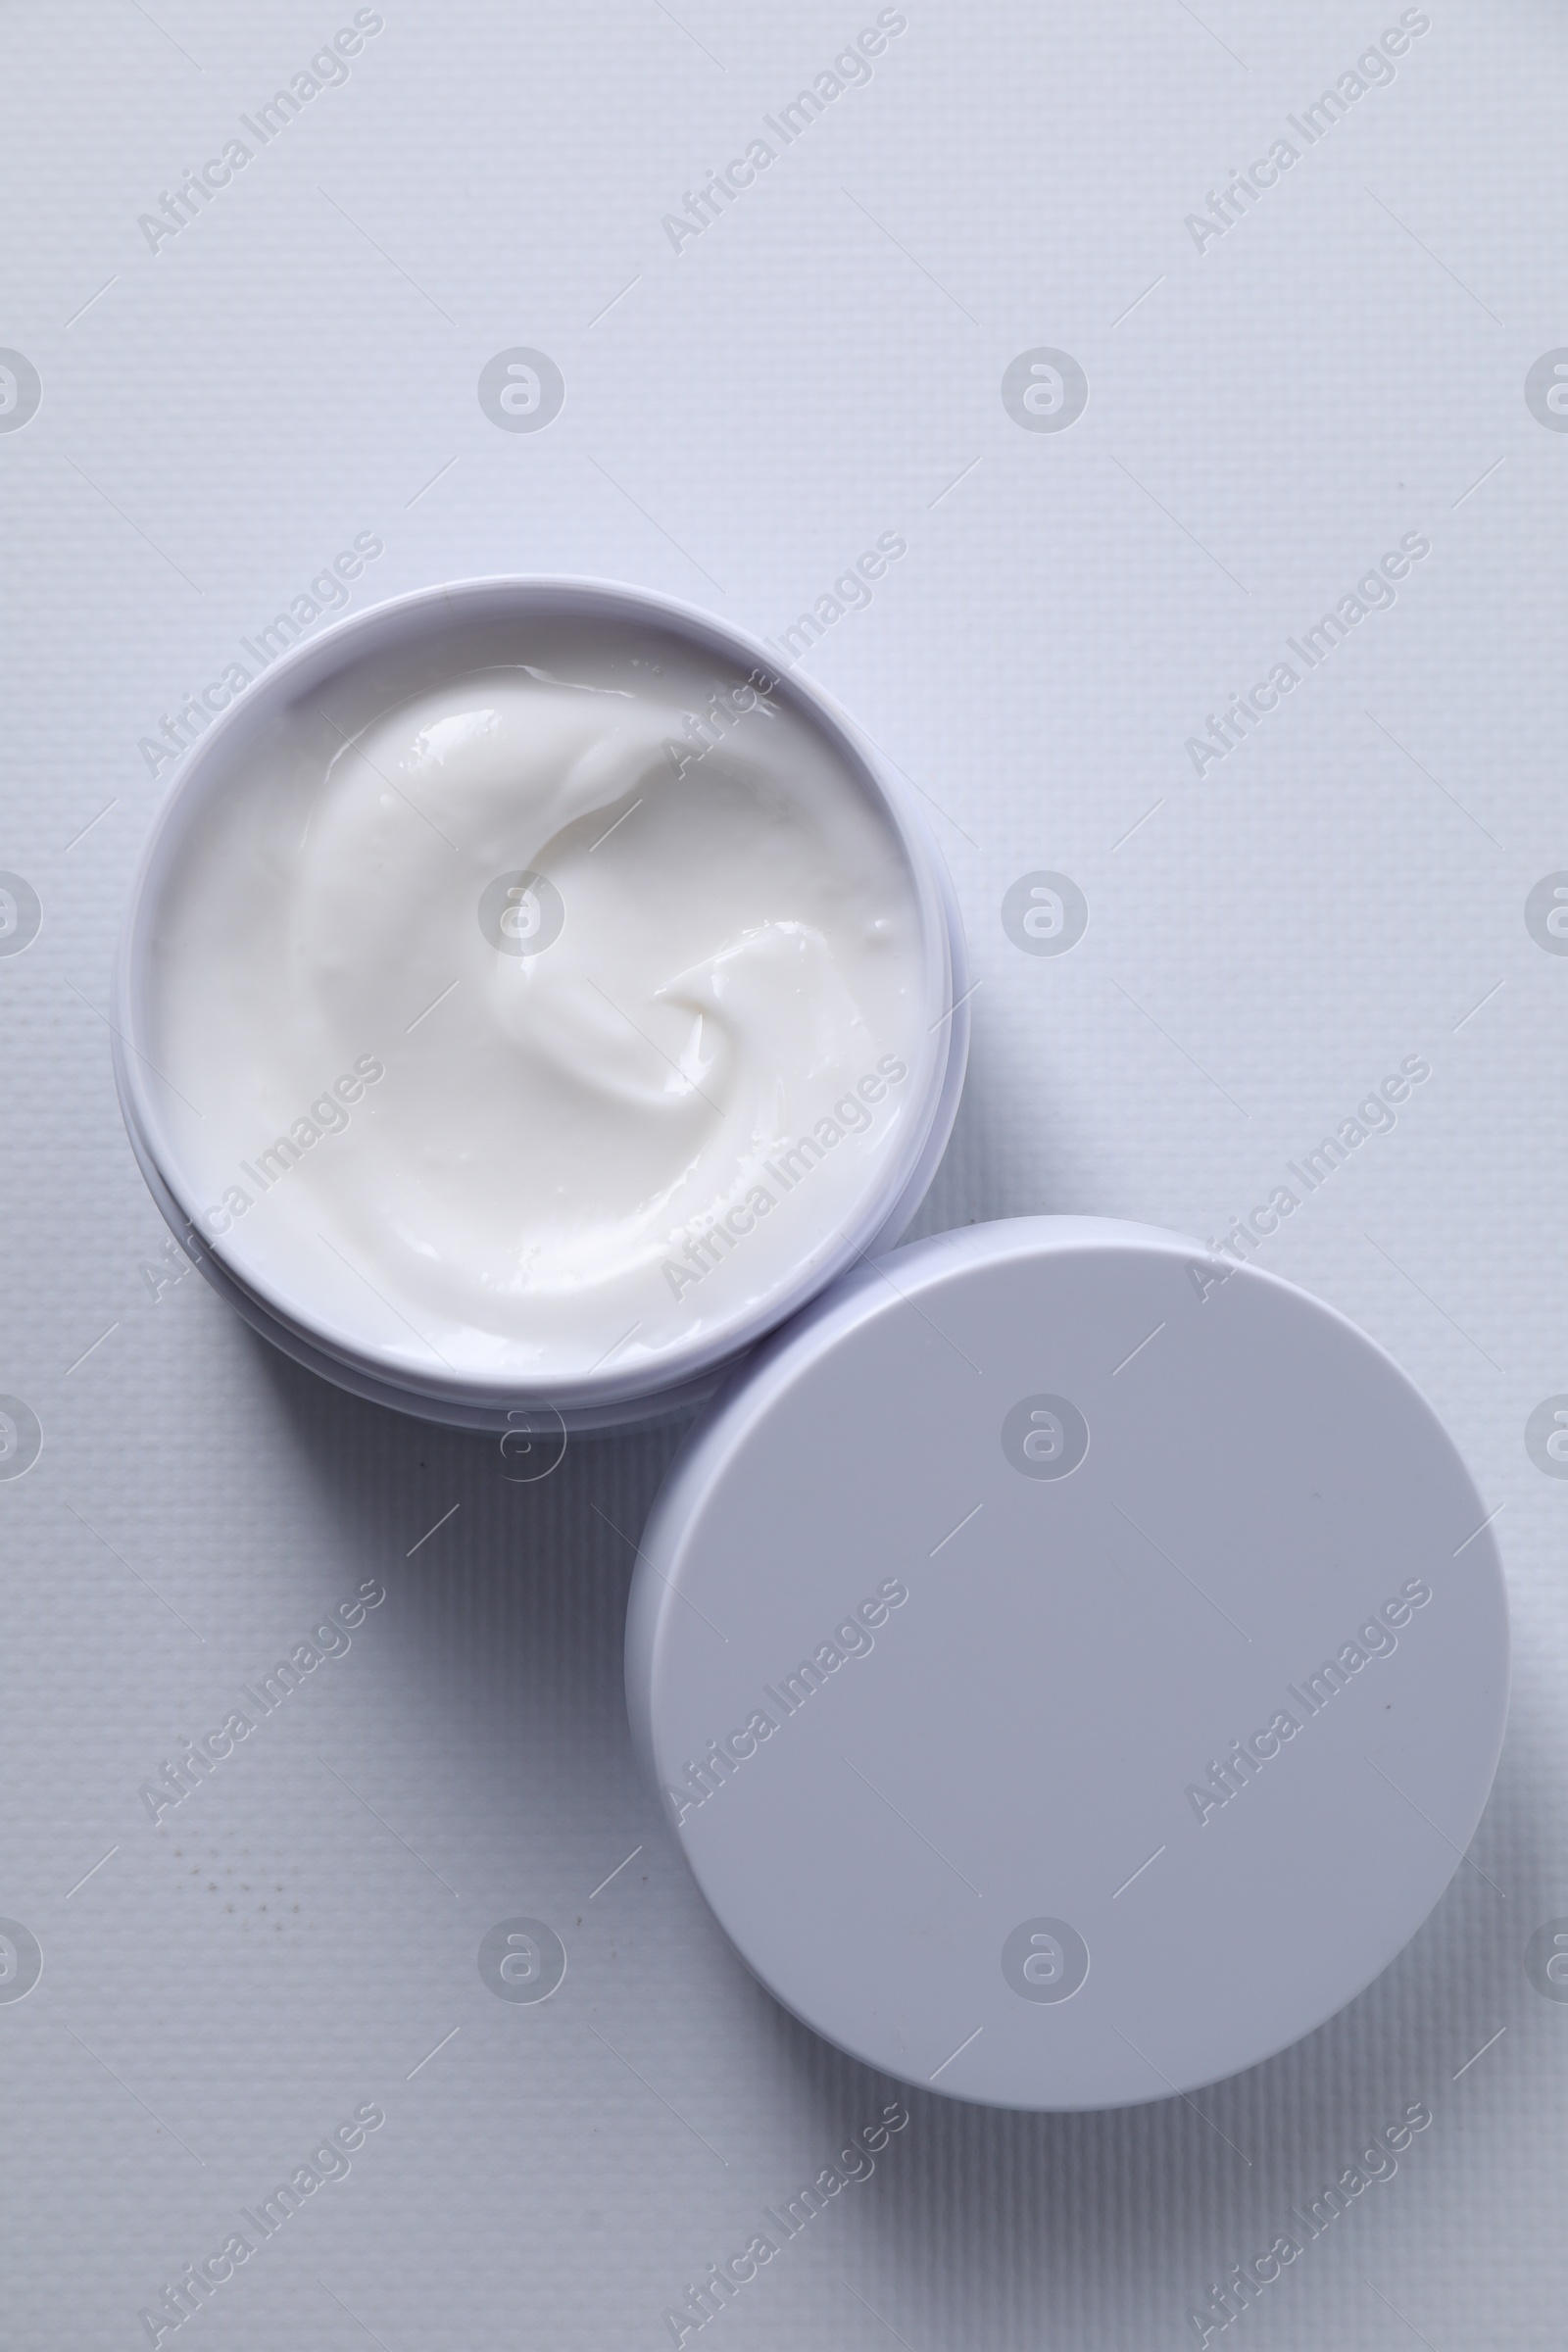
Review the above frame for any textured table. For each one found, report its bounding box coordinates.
[1,4,1565,2345]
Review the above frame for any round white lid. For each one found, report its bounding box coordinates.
[625,1216,1509,2110]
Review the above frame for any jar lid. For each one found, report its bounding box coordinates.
[625,1216,1509,2110]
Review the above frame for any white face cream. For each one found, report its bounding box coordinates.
[135,598,943,1404]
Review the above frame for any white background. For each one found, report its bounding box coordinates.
[1,3,1565,2344]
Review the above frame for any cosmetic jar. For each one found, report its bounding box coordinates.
[115,579,968,1432]
[626,1215,1510,2110]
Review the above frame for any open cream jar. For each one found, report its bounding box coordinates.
[116,580,968,1429]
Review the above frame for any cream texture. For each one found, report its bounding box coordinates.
[144,629,929,1388]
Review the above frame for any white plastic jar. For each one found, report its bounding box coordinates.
[115,579,968,1430]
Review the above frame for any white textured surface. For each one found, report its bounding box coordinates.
[0,4,1564,2346]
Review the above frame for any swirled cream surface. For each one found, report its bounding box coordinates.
[144,624,929,1389]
